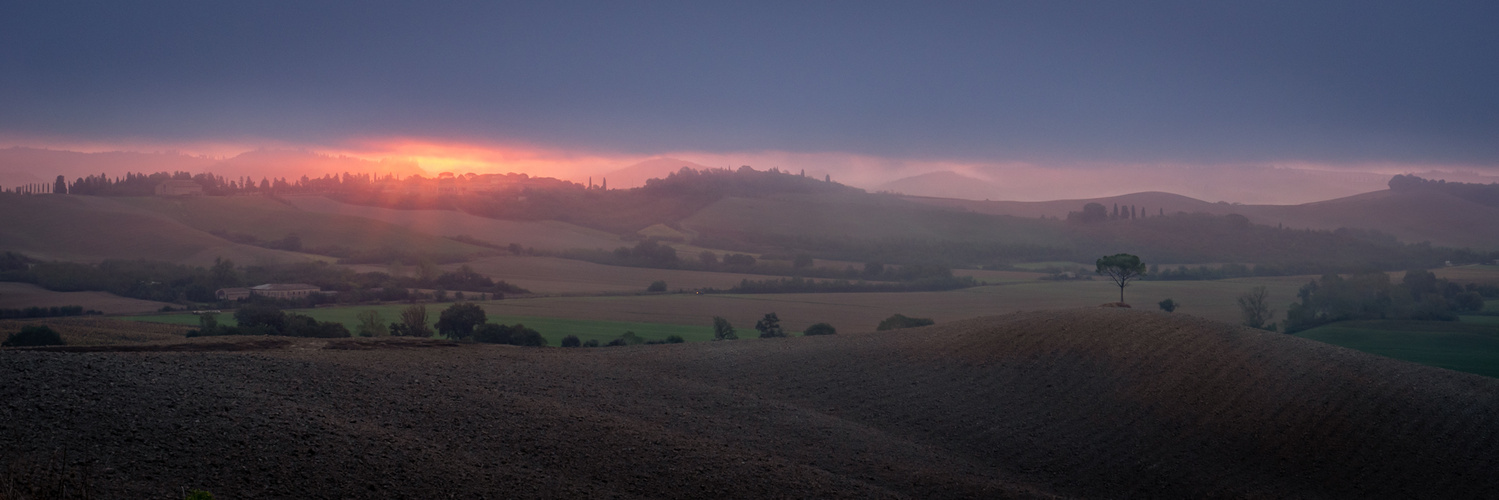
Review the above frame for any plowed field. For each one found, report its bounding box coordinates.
[3,309,1495,498]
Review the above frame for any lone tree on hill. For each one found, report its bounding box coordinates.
[1096,253,1147,303]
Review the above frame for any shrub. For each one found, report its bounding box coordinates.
[582,339,600,347]
[1158,298,1178,312]
[605,338,628,347]
[876,314,934,331]
[186,490,215,500]
[618,331,643,345]
[664,335,685,343]
[561,335,581,347]
[803,323,836,336]
[356,310,388,337]
[3,325,65,347]
[647,280,668,292]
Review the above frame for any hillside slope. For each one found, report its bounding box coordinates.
[4,309,1495,498]
[908,188,1499,248]
[0,194,318,265]
[115,196,490,262]
[1249,188,1499,248]
[285,195,624,251]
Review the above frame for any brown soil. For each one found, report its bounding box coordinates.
[3,309,1496,499]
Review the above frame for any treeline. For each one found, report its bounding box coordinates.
[559,239,968,284]
[188,305,349,338]
[1283,269,1488,333]
[0,305,102,320]
[65,170,395,197]
[1388,174,1499,208]
[335,165,860,233]
[0,253,527,306]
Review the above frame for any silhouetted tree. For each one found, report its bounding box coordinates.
[803,323,836,336]
[235,304,287,332]
[1096,253,1147,303]
[53,175,67,195]
[1237,286,1275,330]
[755,313,785,338]
[436,302,486,340]
[397,304,431,337]
[561,335,581,347]
[712,316,737,340]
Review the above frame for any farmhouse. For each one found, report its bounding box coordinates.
[250,283,321,298]
[154,180,204,197]
[214,284,321,300]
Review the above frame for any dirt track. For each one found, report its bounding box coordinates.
[3,309,1497,498]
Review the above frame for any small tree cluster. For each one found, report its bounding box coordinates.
[802,323,836,336]
[3,325,65,347]
[474,323,547,346]
[876,314,934,331]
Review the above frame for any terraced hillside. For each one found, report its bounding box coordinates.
[4,309,1495,498]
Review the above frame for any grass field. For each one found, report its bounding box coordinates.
[130,302,712,345]
[1296,319,1499,378]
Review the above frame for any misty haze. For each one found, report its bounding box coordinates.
[3,2,1499,499]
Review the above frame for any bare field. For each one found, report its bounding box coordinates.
[0,282,174,314]
[3,309,1494,498]
[284,195,625,251]
[0,316,191,345]
[479,275,1311,334]
[1433,264,1499,285]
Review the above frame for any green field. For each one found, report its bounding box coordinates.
[1296,319,1499,378]
[130,302,713,345]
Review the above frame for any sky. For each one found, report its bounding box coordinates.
[2,1,1497,201]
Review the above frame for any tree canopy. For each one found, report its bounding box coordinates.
[1096,253,1147,303]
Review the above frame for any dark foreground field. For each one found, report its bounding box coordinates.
[3,309,1497,499]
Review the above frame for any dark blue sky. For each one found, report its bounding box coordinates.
[2,0,1497,166]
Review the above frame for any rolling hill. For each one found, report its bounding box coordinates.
[908,187,1499,249]
[115,196,490,262]
[3,309,1494,497]
[284,195,624,251]
[0,194,319,265]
